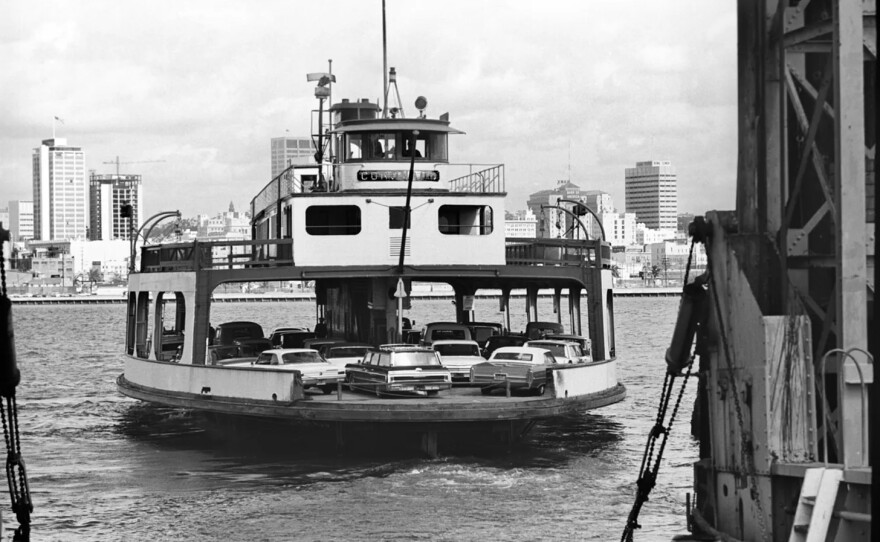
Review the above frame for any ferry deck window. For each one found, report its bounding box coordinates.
[305,205,361,235]
[438,205,494,235]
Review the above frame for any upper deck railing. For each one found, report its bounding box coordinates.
[249,163,505,220]
[138,236,610,273]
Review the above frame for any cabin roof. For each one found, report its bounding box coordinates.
[332,118,465,134]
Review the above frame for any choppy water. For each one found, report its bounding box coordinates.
[7,296,696,541]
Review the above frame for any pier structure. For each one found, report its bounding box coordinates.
[689,1,875,540]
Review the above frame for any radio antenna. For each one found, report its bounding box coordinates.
[382,0,389,118]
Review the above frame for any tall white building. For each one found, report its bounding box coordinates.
[601,212,638,246]
[7,201,34,242]
[89,173,144,240]
[32,138,87,240]
[270,136,315,179]
[624,160,677,230]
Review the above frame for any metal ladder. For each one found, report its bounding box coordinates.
[788,467,843,542]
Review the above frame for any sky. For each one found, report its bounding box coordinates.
[1,0,738,218]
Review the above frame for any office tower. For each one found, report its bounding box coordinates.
[7,201,35,242]
[624,160,678,230]
[32,138,87,240]
[270,136,315,179]
[89,173,143,240]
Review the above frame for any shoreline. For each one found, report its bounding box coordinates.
[9,286,681,305]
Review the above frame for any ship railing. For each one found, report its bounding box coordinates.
[251,164,325,219]
[140,239,295,272]
[446,163,505,193]
[504,237,612,269]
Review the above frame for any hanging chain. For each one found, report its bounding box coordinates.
[621,238,702,542]
[1,228,32,541]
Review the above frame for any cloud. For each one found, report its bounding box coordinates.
[1,0,738,219]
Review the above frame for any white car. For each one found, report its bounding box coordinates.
[523,340,590,364]
[226,348,341,394]
[322,343,373,377]
[431,340,486,381]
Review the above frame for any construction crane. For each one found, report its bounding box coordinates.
[103,156,165,176]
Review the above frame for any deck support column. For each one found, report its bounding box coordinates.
[568,287,582,336]
[421,430,439,458]
[553,288,562,325]
[526,286,539,323]
[500,288,511,334]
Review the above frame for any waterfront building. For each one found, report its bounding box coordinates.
[647,240,707,284]
[198,202,251,239]
[270,136,316,179]
[600,212,638,247]
[635,223,679,245]
[89,173,144,241]
[32,138,87,241]
[677,212,695,233]
[527,181,614,240]
[504,209,538,238]
[624,160,677,230]
[8,200,35,242]
[611,245,652,279]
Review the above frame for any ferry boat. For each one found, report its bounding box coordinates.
[116,67,626,455]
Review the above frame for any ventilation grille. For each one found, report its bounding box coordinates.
[390,237,412,257]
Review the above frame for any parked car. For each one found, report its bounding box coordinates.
[269,329,316,348]
[466,322,505,344]
[225,348,341,394]
[524,321,564,339]
[209,321,272,363]
[321,343,373,376]
[470,346,557,396]
[480,334,528,359]
[345,345,451,397]
[542,334,592,360]
[524,340,590,364]
[431,340,485,381]
[302,337,344,352]
[420,322,472,346]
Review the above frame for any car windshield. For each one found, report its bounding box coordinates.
[434,344,480,356]
[392,351,440,366]
[327,347,369,358]
[280,352,325,364]
[493,352,534,362]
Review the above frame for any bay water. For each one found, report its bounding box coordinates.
[8,296,696,541]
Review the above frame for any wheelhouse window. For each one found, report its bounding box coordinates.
[342,131,448,162]
[438,205,494,235]
[305,205,361,235]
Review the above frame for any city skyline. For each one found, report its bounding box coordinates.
[1,1,737,217]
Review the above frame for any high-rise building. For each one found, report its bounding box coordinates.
[32,138,87,240]
[526,181,614,240]
[624,160,677,230]
[7,200,35,242]
[89,173,143,240]
[270,136,315,179]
